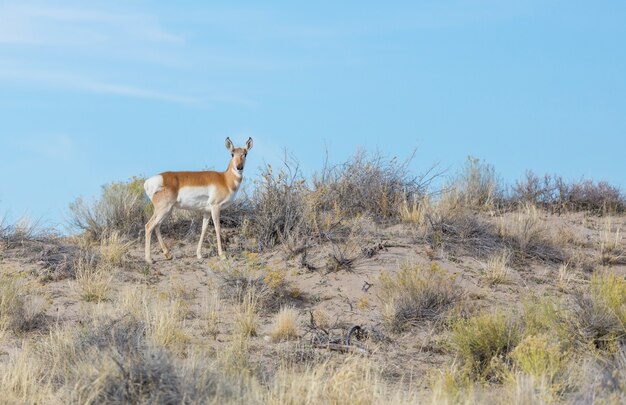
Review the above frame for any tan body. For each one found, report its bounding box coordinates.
[144,137,252,263]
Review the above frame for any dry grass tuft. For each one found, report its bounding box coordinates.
[600,218,624,265]
[498,204,566,263]
[449,155,502,210]
[270,306,299,342]
[556,264,575,293]
[234,290,259,337]
[380,262,461,331]
[200,290,221,340]
[268,355,418,405]
[483,250,511,285]
[0,275,45,336]
[98,231,133,266]
[73,258,113,302]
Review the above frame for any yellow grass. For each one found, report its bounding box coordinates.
[483,250,511,285]
[270,306,299,342]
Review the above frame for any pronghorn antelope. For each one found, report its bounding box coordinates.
[143,137,253,264]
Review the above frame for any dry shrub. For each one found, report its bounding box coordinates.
[512,171,626,214]
[117,285,189,349]
[312,150,430,221]
[399,194,430,225]
[217,259,293,312]
[422,190,503,258]
[451,311,522,380]
[248,160,309,251]
[498,204,566,263]
[270,306,299,342]
[0,275,44,335]
[0,217,92,281]
[0,341,55,402]
[380,262,461,332]
[69,176,149,241]
[483,250,511,285]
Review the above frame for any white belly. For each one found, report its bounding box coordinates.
[176,185,216,211]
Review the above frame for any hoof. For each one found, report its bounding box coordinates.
[196,253,203,260]
[218,252,226,260]
[145,257,154,265]
[164,252,173,260]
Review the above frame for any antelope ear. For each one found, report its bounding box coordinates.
[245,137,253,151]
[225,137,234,152]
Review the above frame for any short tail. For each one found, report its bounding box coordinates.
[144,175,164,200]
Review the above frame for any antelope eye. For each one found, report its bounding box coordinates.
[231,153,234,157]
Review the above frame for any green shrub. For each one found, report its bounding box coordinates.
[69,177,149,241]
[451,311,522,380]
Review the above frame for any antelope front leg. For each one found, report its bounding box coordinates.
[211,206,224,258]
[197,214,210,259]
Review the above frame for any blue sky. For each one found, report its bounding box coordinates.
[1,1,625,228]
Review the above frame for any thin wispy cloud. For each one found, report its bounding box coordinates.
[3,134,74,161]
[0,64,200,105]
[0,3,184,45]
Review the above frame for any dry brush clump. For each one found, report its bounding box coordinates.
[564,270,626,349]
[217,257,296,313]
[497,203,567,263]
[247,160,310,251]
[0,274,45,336]
[512,170,626,214]
[380,262,461,332]
[312,149,432,222]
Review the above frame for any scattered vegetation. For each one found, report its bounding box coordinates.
[2,149,625,404]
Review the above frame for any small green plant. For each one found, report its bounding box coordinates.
[451,311,522,380]
[511,334,564,381]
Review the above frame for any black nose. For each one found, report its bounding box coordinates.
[237,165,244,171]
